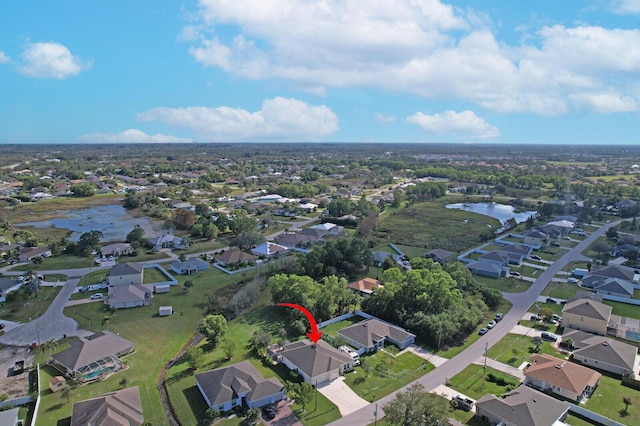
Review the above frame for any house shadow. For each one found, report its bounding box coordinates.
[182,385,209,421]
[56,417,71,426]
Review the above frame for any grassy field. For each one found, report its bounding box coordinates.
[319,315,366,336]
[543,281,582,300]
[604,300,640,320]
[486,333,568,365]
[115,250,169,263]
[585,374,640,425]
[36,266,243,426]
[77,270,108,287]
[6,193,121,223]
[448,364,520,401]
[42,273,68,282]
[343,351,433,401]
[11,254,94,272]
[142,266,172,284]
[0,286,61,323]
[473,275,532,293]
[372,199,501,252]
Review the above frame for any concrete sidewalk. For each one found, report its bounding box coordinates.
[404,345,449,367]
[472,356,526,380]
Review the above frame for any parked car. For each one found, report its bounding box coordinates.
[478,327,488,335]
[453,395,474,411]
[530,255,541,260]
[90,293,103,300]
[567,277,579,284]
[494,313,504,322]
[510,271,521,277]
[541,332,558,342]
[487,320,497,329]
[262,406,276,420]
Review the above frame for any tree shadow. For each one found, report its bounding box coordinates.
[619,409,629,417]
[46,403,65,412]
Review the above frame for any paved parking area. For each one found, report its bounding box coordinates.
[318,376,369,416]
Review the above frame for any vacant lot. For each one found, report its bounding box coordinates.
[487,333,567,365]
[373,199,500,252]
[11,254,94,272]
[0,286,61,323]
[448,364,520,401]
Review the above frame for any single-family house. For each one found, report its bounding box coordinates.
[610,244,640,258]
[108,262,144,286]
[309,222,343,235]
[195,361,285,413]
[148,234,188,251]
[251,241,289,257]
[298,202,318,212]
[562,298,612,336]
[106,284,153,309]
[524,354,601,402]
[523,229,548,248]
[0,277,23,302]
[590,278,634,299]
[425,249,456,264]
[170,257,209,275]
[475,385,569,426]
[71,386,144,426]
[565,330,638,377]
[347,277,383,296]
[278,340,353,386]
[274,232,315,249]
[583,265,638,284]
[18,246,52,262]
[465,260,509,278]
[214,249,258,266]
[300,227,328,240]
[337,319,415,354]
[100,243,133,258]
[499,243,533,263]
[479,250,512,266]
[50,330,134,382]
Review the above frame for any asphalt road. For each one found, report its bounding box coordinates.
[0,276,86,346]
[330,220,619,425]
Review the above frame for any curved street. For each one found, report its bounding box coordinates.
[330,220,619,425]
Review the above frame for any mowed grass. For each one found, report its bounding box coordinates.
[585,374,640,425]
[7,193,121,222]
[78,270,108,286]
[0,286,61,323]
[487,333,567,366]
[37,266,241,426]
[343,351,433,401]
[544,281,582,300]
[319,315,366,336]
[604,300,640,320]
[11,254,94,272]
[473,275,532,293]
[448,364,520,401]
[142,266,172,284]
[372,199,501,252]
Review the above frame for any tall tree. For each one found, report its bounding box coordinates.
[199,314,228,347]
[383,384,448,426]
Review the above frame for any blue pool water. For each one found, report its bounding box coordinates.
[625,330,640,342]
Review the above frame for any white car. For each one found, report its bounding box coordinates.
[90,293,103,300]
[567,277,580,284]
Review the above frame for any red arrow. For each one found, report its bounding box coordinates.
[277,303,323,344]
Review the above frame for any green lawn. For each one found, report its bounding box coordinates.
[142,266,172,284]
[42,273,68,282]
[116,250,169,263]
[36,266,243,426]
[585,374,640,425]
[0,286,61,323]
[544,281,582,300]
[393,244,425,260]
[448,364,521,401]
[604,300,640,320]
[487,333,567,366]
[343,351,433,401]
[473,275,532,293]
[78,270,108,287]
[319,315,366,337]
[11,254,94,271]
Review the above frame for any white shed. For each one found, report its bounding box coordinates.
[159,306,173,316]
[155,284,170,294]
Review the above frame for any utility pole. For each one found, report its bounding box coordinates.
[483,341,488,376]
[374,402,378,426]
[315,380,318,411]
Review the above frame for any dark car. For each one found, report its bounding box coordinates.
[262,406,276,421]
[478,327,488,335]
[494,313,504,322]
[541,332,558,342]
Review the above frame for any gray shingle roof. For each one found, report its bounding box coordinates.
[109,262,143,276]
[338,319,415,348]
[71,386,143,426]
[572,336,637,371]
[476,385,569,426]
[52,331,134,372]
[196,361,283,407]
[562,298,612,321]
[171,257,208,270]
[280,340,352,379]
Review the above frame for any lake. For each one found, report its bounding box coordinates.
[17,204,157,242]
[445,202,537,227]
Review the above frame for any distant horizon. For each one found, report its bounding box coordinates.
[1,1,639,144]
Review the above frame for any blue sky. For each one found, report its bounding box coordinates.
[1,0,639,144]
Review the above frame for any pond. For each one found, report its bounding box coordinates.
[16,204,157,242]
[446,202,537,228]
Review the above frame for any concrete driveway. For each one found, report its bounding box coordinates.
[318,376,369,416]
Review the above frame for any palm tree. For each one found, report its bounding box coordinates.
[623,396,632,413]
[102,315,113,330]
[24,269,41,298]
[41,339,58,356]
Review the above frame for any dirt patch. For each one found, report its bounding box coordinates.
[0,346,35,400]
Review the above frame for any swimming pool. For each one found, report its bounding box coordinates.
[625,330,640,342]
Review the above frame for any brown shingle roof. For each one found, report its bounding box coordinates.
[52,331,134,372]
[562,298,612,321]
[280,340,352,379]
[338,319,415,348]
[71,386,143,426]
[525,354,601,394]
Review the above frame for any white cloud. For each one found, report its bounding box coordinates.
[375,113,396,123]
[570,92,638,113]
[406,110,500,139]
[19,41,91,79]
[0,51,9,64]
[186,0,640,116]
[78,129,192,144]
[136,97,338,141]
[612,0,640,14]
